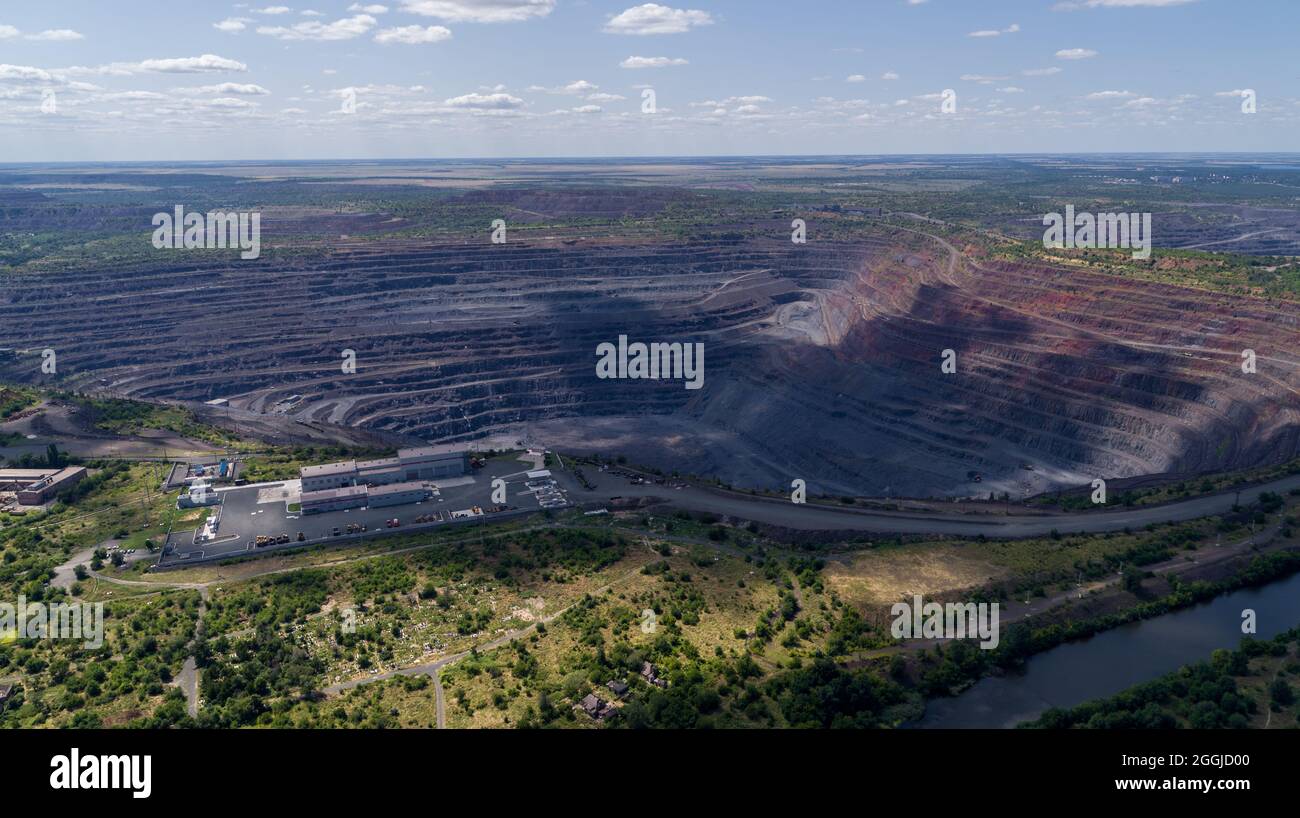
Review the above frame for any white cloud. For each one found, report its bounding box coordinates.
[60,55,249,76]
[881,71,899,80]
[140,55,248,73]
[1086,89,1135,99]
[399,1,555,23]
[350,4,390,12]
[0,25,86,41]
[971,23,1019,37]
[1055,0,1195,9]
[175,82,272,96]
[258,13,377,40]
[1022,66,1062,76]
[213,17,252,32]
[101,91,167,101]
[846,74,866,83]
[619,55,688,68]
[255,6,294,14]
[997,86,1025,93]
[25,29,85,41]
[375,24,451,43]
[604,4,714,35]
[586,92,625,102]
[531,80,600,94]
[1056,48,1098,59]
[444,91,523,109]
[204,97,259,109]
[0,64,57,83]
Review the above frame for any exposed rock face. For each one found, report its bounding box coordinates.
[1,229,1297,497]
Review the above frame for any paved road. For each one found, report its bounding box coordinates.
[433,670,446,729]
[566,467,1300,538]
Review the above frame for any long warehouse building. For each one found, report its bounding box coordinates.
[2,466,88,506]
[300,445,469,493]
[300,481,432,515]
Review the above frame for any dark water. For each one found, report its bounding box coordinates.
[916,571,1300,728]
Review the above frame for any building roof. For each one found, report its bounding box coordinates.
[0,469,58,481]
[301,460,357,478]
[368,481,428,497]
[399,445,468,462]
[300,485,367,504]
[357,457,401,471]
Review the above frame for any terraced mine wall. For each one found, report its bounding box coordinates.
[1,232,1297,498]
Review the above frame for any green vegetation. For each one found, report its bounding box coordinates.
[0,461,174,599]
[68,395,240,448]
[0,384,39,421]
[0,591,201,728]
[238,445,393,483]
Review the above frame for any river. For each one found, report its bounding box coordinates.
[916,571,1300,728]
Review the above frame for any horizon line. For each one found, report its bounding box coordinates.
[4,150,1300,169]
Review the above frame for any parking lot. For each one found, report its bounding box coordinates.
[158,462,570,566]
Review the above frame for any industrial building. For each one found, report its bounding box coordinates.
[299,460,358,493]
[6,466,87,506]
[0,469,58,491]
[299,480,431,515]
[178,479,221,509]
[299,445,469,493]
[368,481,433,508]
[300,484,368,515]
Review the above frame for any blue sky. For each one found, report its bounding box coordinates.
[0,0,1296,161]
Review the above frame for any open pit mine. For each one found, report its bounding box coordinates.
[1,197,1298,499]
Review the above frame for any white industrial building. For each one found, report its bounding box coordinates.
[300,445,469,493]
[300,484,369,515]
[299,460,358,493]
[178,479,221,508]
[300,480,431,515]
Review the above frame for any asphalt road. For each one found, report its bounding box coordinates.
[562,468,1300,538]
